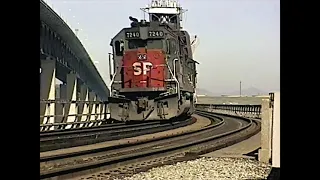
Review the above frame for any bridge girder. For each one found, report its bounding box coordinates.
[40,0,109,100]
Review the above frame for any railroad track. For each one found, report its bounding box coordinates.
[40,110,260,180]
[40,117,194,152]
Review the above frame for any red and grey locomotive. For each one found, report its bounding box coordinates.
[108,0,198,122]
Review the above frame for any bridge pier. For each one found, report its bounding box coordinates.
[40,58,56,126]
[64,72,78,128]
[78,84,89,127]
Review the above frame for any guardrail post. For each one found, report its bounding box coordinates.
[55,84,66,124]
[77,85,88,128]
[254,106,257,118]
[106,102,111,120]
[258,98,272,162]
[88,93,97,127]
[79,92,89,128]
[93,96,103,126]
[98,102,104,125]
[83,91,94,127]
[94,96,99,121]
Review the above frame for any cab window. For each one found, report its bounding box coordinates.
[115,40,124,56]
[128,40,163,49]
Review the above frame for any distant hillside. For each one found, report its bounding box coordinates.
[196,87,268,96]
[196,88,215,96]
[226,87,267,96]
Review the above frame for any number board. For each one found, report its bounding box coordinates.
[125,31,140,39]
[148,31,164,38]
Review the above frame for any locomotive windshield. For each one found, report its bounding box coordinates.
[128,39,163,49]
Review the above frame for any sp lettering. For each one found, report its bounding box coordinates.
[133,62,153,76]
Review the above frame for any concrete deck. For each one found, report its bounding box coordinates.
[201,132,261,158]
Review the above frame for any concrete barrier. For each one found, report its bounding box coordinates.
[258,98,272,162]
[258,92,280,168]
[271,92,280,168]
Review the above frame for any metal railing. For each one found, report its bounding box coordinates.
[196,104,262,119]
[40,100,110,131]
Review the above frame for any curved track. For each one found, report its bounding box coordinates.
[40,111,260,179]
[40,117,194,152]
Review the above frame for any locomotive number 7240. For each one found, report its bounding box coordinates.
[126,32,140,38]
[148,31,164,37]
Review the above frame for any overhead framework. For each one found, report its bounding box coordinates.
[141,0,187,29]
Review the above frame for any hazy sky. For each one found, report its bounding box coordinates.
[46,0,280,94]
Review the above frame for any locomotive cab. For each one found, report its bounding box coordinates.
[112,22,168,94]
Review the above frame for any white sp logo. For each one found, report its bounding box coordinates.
[133,62,153,76]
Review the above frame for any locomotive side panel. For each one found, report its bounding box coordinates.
[163,29,196,95]
[161,32,184,95]
[178,31,196,94]
[183,31,198,92]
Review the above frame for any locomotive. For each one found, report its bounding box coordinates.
[108,0,198,122]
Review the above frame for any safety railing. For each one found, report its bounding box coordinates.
[196,104,262,119]
[40,100,110,131]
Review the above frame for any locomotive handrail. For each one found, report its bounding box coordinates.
[108,53,114,80]
[166,59,180,99]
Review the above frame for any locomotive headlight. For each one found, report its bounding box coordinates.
[138,54,147,60]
